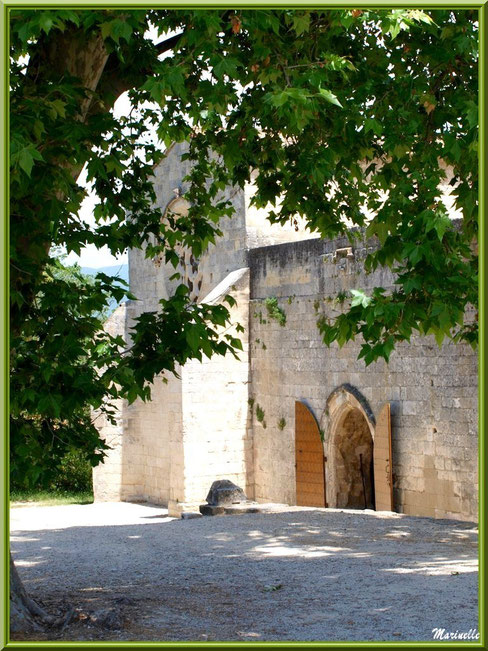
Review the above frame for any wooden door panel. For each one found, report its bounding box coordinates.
[295,451,324,463]
[296,473,324,485]
[295,401,326,507]
[297,466,324,476]
[374,403,394,511]
[296,494,326,507]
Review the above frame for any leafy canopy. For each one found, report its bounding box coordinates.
[10,9,478,484]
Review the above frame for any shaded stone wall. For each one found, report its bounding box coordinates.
[249,237,478,522]
[334,409,374,509]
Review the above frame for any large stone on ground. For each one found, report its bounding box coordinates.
[205,480,247,506]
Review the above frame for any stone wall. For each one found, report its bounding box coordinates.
[92,303,127,501]
[173,268,252,513]
[113,142,250,508]
[92,302,180,503]
[109,144,313,511]
[128,141,249,312]
[248,237,478,522]
[93,146,477,524]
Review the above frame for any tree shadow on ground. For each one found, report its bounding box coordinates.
[10,508,478,642]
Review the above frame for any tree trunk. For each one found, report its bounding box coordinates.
[9,551,70,634]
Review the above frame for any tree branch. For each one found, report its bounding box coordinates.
[89,31,185,117]
[154,32,184,56]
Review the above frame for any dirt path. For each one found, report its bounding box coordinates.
[10,502,478,642]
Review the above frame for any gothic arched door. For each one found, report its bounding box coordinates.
[295,401,327,507]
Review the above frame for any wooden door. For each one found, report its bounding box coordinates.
[373,403,394,511]
[295,401,326,507]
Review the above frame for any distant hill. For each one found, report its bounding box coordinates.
[81,263,129,283]
[81,264,129,315]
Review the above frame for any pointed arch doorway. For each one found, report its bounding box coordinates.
[324,385,393,511]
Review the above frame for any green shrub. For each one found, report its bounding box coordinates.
[11,447,93,494]
[52,448,93,492]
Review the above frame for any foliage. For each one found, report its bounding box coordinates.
[10,8,478,486]
[264,297,287,327]
[277,417,286,431]
[10,253,242,487]
[51,448,93,492]
[255,404,267,428]
[11,443,93,494]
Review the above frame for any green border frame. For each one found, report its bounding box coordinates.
[1,2,485,648]
[2,0,8,649]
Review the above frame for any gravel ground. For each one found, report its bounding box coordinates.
[10,502,479,642]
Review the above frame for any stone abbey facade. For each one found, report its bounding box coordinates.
[93,143,478,523]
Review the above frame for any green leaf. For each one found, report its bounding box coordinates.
[266,91,289,107]
[318,87,342,108]
[200,339,214,358]
[350,289,372,308]
[409,246,423,265]
[393,143,409,158]
[127,386,139,404]
[149,80,166,105]
[100,21,112,40]
[364,118,383,136]
[433,215,451,242]
[213,56,238,79]
[18,149,35,177]
[407,9,435,25]
[105,18,133,44]
[185,327,200,352]
[292,14,310,36]
[434,328,445,348]
[16,146,43,177]
[17,21,34,45]
[50,99,66,118]
[39,14,54,34]
[464,101,478,129]
[453,141,464,163]
[389,20,401,39]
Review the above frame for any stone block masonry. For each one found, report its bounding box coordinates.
[248,238,478,522]
[93,144,478,523]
